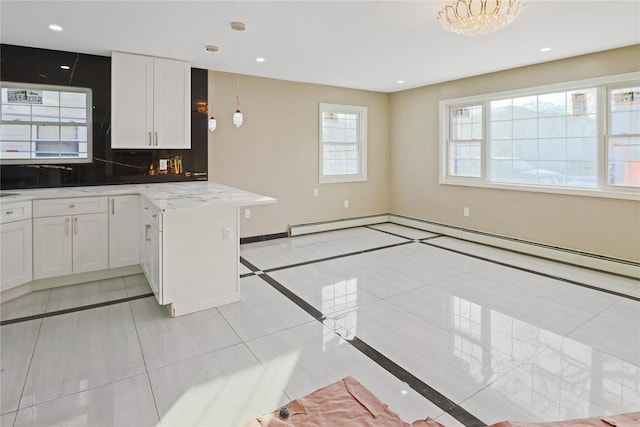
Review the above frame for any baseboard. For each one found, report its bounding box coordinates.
[389,214,640,279]
[168,292,241,317]
[289,214,390,237]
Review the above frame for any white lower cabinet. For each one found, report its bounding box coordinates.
[109,195,140,268]
[1,200,33,291]
[33,197,109,280]
[140,200,164,305]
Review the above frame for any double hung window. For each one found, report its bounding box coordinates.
[440,73,639,198]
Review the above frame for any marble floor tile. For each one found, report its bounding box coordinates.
[367,223,439,240]
[567,299,640,366]
[130,297,241,371]
[124,282,153,298]
[0,320,41,414]
[44,277,127,313]
[0,291,50,322]
[246,321,446,423]
[529,338,640,415]
[123,273,147,288]
[1,412,16,427]
[239,262,253,275]
[351,299,552,404]
[20,303,145,408]
[428,274,598,337]
[459,358,611,424]
[13,374,158,427]
[148,343,289,427]
[241,227,407,270]
[217,275,312,341]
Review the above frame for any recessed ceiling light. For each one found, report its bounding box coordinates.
[540,47,551,52]
[397,80,405,84]
[60,65,71,70]
[256,57,265,63]
[49,24,63,32]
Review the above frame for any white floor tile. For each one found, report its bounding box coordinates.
[44,278,127,313]
[125,282,153,298]
[217,276,312,341]
[0,320,41,414]
[123,273,147,288]
[14,374,158,427]
[460,359,611,424]
[567,300,640,366]
[20,304,145,408]
[368,223,439,240]
[0,291,50,322]
[130,297,241,371]
[148,343,288,427]
[351,299,551,404]
[239,263,253,275]
[1,412,16,426]
[246,321,445,423]
[241,227,407,270]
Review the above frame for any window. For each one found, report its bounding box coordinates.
[319,103,367,183]
[440,73,640,198]
[0,82,92,164]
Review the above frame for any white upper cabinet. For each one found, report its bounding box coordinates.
[111,51,190,149]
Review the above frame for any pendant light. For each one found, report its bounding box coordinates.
[206,45,218,132]
[231,21,245,127]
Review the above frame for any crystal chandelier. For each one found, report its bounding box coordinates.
[437,0,524,36]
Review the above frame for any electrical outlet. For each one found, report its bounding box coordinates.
[344,200,349,208]
[244,208,251,219]
[223,226,232,240]
[313,188,318,197]
[464,207,470,217]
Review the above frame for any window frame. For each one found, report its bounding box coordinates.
[439,72,640,200]
[319,103,367,184]
[0,81,93,165]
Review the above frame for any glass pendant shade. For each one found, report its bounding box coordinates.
[208,116,217,131]
[233,109,243,127]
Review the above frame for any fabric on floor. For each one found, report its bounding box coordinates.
[242,376,444,427]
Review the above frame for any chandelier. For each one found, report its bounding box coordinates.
[437,0,524,36]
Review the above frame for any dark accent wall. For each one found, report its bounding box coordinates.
[0,44,208,189]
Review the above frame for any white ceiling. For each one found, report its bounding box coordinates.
[1,1,639,93]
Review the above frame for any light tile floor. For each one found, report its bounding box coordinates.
[0,224,638,426]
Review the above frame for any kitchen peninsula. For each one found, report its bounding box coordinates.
[0,182,276,317]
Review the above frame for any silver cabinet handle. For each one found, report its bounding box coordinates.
[154,132,158,146]
[5,210,13,215]
[74,217,78,235]
[145,224,151,242]
[148,132,152,146]
[111,199,115,215]
[65,218,70,235]
[69,204,75,209]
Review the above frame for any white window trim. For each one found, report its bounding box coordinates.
[439,72,640,201]
[319,103,367,184]
[0,81,93,165]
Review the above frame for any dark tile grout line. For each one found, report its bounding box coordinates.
[238,257,487,427]
[420,241,640,302]
[0,293,155,326]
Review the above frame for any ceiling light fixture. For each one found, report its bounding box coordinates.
[437,0,524,36]
[256,57,265,63]
[60,65,71,70]
[206,45,219,132]
[540,47,551,52]
[231,21,246,128]
[397,80,405,84]
[49,24,63,32]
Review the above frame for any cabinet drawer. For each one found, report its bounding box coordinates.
[140,197,162,231]
[0,200,32,224]
[33,197,108,218]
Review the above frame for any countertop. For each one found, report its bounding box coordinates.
[0,182,276,211]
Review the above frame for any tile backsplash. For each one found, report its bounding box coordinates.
[0,44,208,189]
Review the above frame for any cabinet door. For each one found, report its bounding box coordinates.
[109,195,140,268]
[0,219,33,291]
[153,57,191,149]
[73,213,109,274]
[33,216,72,280]
[141,221,162,304]
[111,52,154,148]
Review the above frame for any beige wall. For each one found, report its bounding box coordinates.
[208,71,390,238]
[389,45,640,262]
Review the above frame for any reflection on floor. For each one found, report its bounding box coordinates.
[0,224,638,426]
